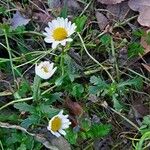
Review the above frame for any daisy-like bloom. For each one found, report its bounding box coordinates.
[43,17,77,49]
[47,110,71,137]
[35,61,57,79]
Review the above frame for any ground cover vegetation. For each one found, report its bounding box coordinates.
[0,0,150,149]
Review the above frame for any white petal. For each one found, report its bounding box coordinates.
[62,124,70,129]
[58,110,64,116]
[60,40,67,46]
[47,126,51,131]
[52,131,61,137]
[35,61,57,80]
[59,129,66,136]
[66,38,73,42]
[52,42,59,49]
[44,37,54,43]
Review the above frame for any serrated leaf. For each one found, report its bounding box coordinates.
[118,77,143,90]
[71,83,84,98]
[14,102,35,113]
[128,42,144,58]
[90,76,107,86]
[21,115,40,128]
[55,75,66,86]
[65,128,78,145]
[38,104,59,118]
[87,124,111,138]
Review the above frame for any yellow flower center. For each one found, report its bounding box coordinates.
[42,66,49,73]
[52,27,68,41]
[51,117,62,132]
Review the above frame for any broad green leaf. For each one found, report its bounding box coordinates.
[21,115,40,128]
[128,42,144,58]
[65,128,78,145]
[74,15,87,32]
[86,124,111,138]
[14,102,35,113]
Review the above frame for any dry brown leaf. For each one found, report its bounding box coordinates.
[96,12,109,31]
[107,1,130,21]
[140,29,150,54]
[97,0,125,4]
[128,0,150,27]
[65,99,83,116]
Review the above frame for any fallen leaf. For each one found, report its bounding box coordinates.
[48,0,81,13]
[96,12,109,31]
[140,29,150,54]
[97,0,125,5]
[11,11,30,29]
[32,12,52,25]
[107,1,130,21]
[65,98,83,116]
[128,0,150,27]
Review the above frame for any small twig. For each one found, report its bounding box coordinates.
[0,122,71,150]
[100,101,140,131]
[0,97,33,111]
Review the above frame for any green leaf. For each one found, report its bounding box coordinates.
[60,4,67,18]
[86,124,111,138]
[74,15,87,32]
[14,102,35,113]
[118,77,143,90]
[21,115,40,128]
[100,34,111,45]
[43,92,62,104]
[55,75,66,86]
[65,128,78,145]
[90,76,107,87]
[132,29,145,37]
[38,104,59,118]
[17,144,27,150]
[112,96,123,112]
[0,6,6,14]
[16,80,31,97]
[89,86,100,95]
[128,42,144,58]
[71,83,84,98]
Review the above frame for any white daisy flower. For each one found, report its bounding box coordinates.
[47,110,71,137]
[35,61,57,79]
[43,17,77,49]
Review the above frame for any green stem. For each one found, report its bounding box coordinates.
[0,140,4,150]
[60,53,65,75]
[0,97,33,111]
[111,37,120,81]
[33,75,41,101]
[137,131,150,150]
[77,32,115,82]
[4,30,16,82]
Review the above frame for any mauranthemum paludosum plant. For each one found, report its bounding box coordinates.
[43,17,77,49]
[35,61,57,80]
[47,110,71,137]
